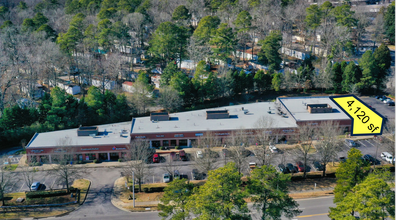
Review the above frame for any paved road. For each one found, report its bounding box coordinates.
[43,195,334,220]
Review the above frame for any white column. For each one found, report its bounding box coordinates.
[49,155,52,163]
[188,139,191,147]
[107,152,110,161]
[276,134,279,144]
[150,140,153,148]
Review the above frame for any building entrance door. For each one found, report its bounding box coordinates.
[99,153,108,161]
[110,153,119,161]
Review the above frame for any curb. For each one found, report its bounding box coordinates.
[80,179,92,205]
[110,177,134,213]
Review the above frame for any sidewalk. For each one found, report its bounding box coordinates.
[110,176,336,212]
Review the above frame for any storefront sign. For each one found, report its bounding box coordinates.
[282,129,294,133]
[54,149,67,153]
[215,133,230,136]
[195,133,203,136]
[81,148,99,151]
[86,156,89,160]
[135,136,146,139]
[174,134,184,137]
[156,135,164,138]
[31,150,44,153]
[112,147,126,150]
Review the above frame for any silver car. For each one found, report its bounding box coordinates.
[163,173,171,183]
[345,139,357,147]
[31,182,40,191]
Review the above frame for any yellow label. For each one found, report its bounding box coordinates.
[330,95,384,136]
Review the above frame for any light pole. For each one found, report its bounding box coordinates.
[132,171,135,208]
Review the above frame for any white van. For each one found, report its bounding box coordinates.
[380,152,393,163]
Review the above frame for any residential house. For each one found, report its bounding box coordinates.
[49,79,81,95]
[151,75,161,89]
[91,77,117,90]
[122,81,135,93]
[281,47,310,60]
[20,82,44,99]
[233,49,259,61]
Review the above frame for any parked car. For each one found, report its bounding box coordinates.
[379,96,386,101]
[31,182,41,191]
[192,169,201,180]
[313,161,324,171]
[383,99,392,104]
[363,154,381,165]
[174,170,180,179]
[381,152,393,163]
[249,162,257,172]
[345,139,357,147]
[179,150,188,161]
[196,150,203,159]
[388,101,395,106]
[286,163,297,173]
[269,145,279,153]
[277,164,289,174]
[339,156,347,163]
[296,161,305,172]
[163,173,171,183]
[222,149,231,157]
[153,153,160,163]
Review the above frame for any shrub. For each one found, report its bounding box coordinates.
[69,187,77,193]
[26,190,68,199]
[159,146,164,150]
[142,186,166,193]
[175,146,180,149]
[118,159,122,162]
[34,162,40,166]
[93,159,98,163]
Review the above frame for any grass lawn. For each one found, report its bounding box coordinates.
[0,207,76,219]
[72,179,91,204]
[4,164,18,171]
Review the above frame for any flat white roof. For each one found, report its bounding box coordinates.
[278,96,350,121]
[131,102,298,134]
[27,121,132,148]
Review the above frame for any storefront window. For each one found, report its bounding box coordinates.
[85,153,96,160]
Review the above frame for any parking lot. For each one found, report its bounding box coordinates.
[5,172,68,193]
[360,96,395,120]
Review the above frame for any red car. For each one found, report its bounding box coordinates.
[296,161,304,172]
[153,153,159,163]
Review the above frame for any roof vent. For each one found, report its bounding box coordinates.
[307,104,332,113]
[78,126,98,136]
[206,110,229,119]
[150,112,169,121]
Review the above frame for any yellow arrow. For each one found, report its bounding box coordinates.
[330,95,384,136]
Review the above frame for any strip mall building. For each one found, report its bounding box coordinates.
[26,96,352,163]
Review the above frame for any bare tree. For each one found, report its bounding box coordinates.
[157,85,183,112]
[385,70,395,97]
[0,156,13,205]
[382,119,395,160]
[162,154,182,179]
[20,165,36,192]
[187,36,211,73]
[293,123,316,179]
[315,121,343,177]
[371,12,386,49]
[122,140,152,192]
[193,148,218,176]
[47,138,85,193]
[251,116,277,166]
[130,80,152,115]
[228,129,251,175]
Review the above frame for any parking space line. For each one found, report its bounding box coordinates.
[358,140,369,148]
[343,143,351,149]
[51,180,56,189]
[364,140,376,147]
[19,183,25,192]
